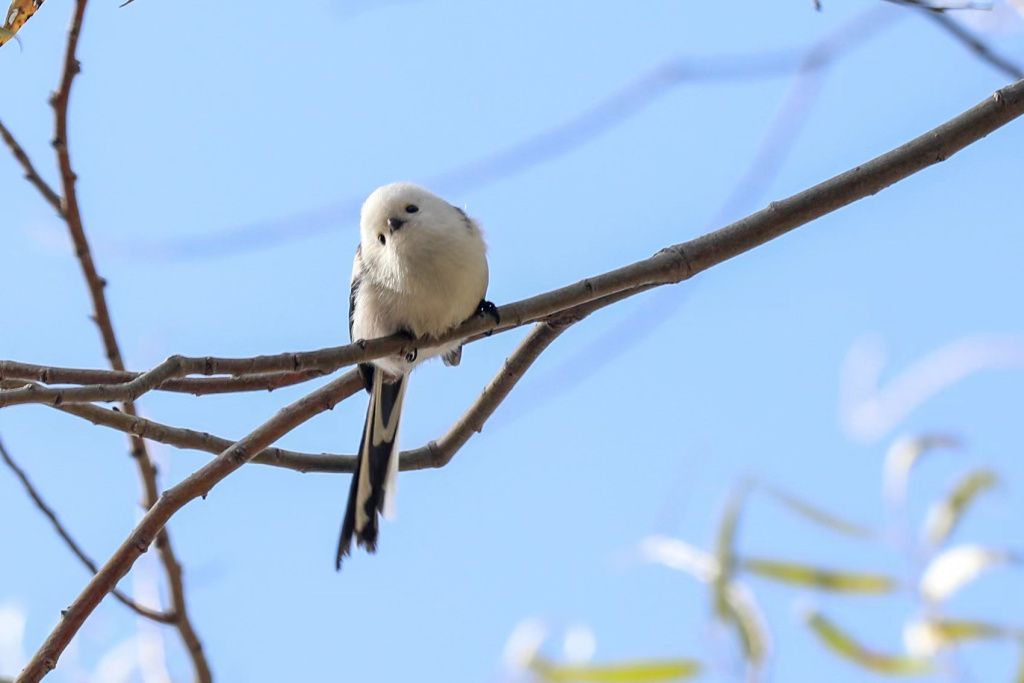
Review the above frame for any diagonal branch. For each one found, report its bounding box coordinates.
[15,77,1024,682]
[17,373,358,682]
[0,436,176,624]
[45,1,212,680]
[4,78,1024,411]
[922,11,1024,80]
[0,120,63,214]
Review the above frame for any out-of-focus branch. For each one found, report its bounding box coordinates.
[15,77,1024,682]
[0,437,175,623]
[43,1,212,680]
[0,121,63,214]
[922,11,1024,80]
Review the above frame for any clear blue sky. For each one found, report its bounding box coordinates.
[2,1,1023,681]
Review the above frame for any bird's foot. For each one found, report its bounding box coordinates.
[476,299,500,335]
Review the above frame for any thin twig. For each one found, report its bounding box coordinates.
[923,11,1024,80]
[0,436,176,623]
[46,1,211,680]
[16,77,1024,683]
[0,120,63,214]
[0,361,328,396]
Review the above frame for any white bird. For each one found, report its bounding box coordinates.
[337,182,495,569]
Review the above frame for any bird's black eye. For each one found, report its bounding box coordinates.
[405,204,419,214]
[378,234,386,246]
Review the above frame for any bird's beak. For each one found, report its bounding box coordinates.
[387,217,406,233]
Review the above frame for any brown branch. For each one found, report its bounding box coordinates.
[16,373,358,682]
[45,1,212,680]
[0,360,328,396]
[6,78,1024,410]
[0,437,175,623]
[14,77,1024,681]
[0,121,63,214]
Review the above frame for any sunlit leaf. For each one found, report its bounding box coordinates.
[758,483,875,539]
[883,433,961,504]
[904,618,1018,657]
[530,656,700,682]
[638,535,769,669]
[639,535,716,583]
[741,557,897,593]
[721,581,770,669]
[713,485,748,618]
[920,545,1017,602]
[0,0,44,48]
[923,469,998,546]
[805,610,931,676]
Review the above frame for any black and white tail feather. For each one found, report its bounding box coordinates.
[336,365,407,567]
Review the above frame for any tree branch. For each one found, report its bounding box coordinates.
[45,1,211,680]
[16,373,359,682]
[0,436,176,624]
[0,360,329,396]
[15,77,1024,681]
[923,11,1024,80]
[4,78,1024,410]
[0,120,63,215]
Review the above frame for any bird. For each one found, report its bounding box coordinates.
[337,182,496,569]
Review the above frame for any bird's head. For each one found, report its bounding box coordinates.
[359,182,470,253]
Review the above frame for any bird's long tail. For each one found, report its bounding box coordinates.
[336,369,407,569]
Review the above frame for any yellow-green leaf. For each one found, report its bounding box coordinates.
[805,610,931,676]
[0,0,44,48]
[741,557,897,593]
[722,583,769,667]
[530,657,700,682]
[759,484,875,539]
[923,469,998,546]
[905,619,1020,657]
[713,485,748,618]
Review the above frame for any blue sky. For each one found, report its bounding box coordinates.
[2,1,1023,681]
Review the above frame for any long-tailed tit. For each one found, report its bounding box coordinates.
[336,182,496,569]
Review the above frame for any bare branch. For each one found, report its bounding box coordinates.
[923,11,1024,80]
[0,120,63,214]
[5,78,1024,411]
[44,1,212,679]
[17,373,358,682]
[0,436,175,623]
[14,77,1024,682]
[0,360,329,396]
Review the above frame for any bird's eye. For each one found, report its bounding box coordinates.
[405,204,419,214]
[378,234,386,246]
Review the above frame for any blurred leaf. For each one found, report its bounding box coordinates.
[884,433,961,504]
[741,557,897,593]
[530,656,700,682]
[713,485,748,618]
[1017,642,1024,683]
[904,619,1018,657]
[805,610,931,676]
[0,0,43,48]
[920,545,1017,602]
[759,483,875,539]
[721,582,769,669]
[639,535,716,583]
[923,469,998,546]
